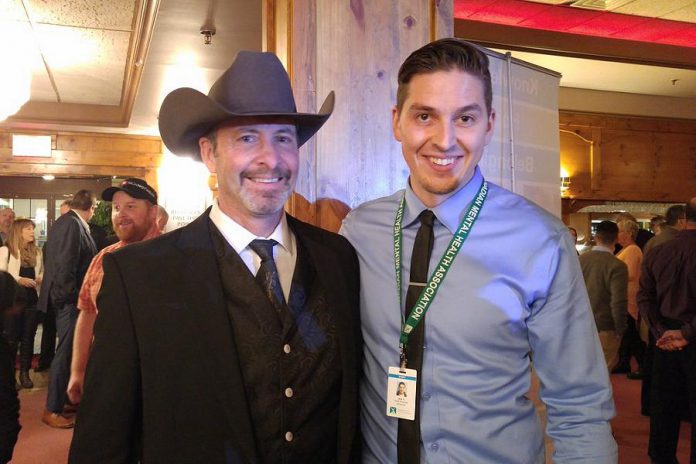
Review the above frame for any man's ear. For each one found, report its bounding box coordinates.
[148,204,159,221]
[199,137,217,174]
[484,109,496,145]
[392,106,403,143]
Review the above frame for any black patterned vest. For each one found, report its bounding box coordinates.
[210,222,341,464]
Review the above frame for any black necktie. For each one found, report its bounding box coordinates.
[249,239,286,311]
[398,210,435,464]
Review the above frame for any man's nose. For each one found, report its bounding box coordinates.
[432,121,456,151]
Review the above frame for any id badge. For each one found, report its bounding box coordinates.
[386,366,417,420]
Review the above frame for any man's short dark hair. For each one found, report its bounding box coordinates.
[595,220,618,245]
[665,204,686,226]
[396,38,492,115]
[686,199,696,223]
[71,190,95,211]
[650,215,665,228]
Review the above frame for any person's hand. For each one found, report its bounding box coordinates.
[35,276,42,285]
[67,373,84,405]
[18,277,37,288]
[656,330,689,351]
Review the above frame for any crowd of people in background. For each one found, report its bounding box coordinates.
[573,200,696,463]
[0,191,169,460]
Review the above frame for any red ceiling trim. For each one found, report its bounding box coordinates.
[453,0,696,49]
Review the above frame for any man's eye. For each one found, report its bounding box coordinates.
[240,135,255,143]
[417,114,430,122]
[277,135,296,144]
[459,115,474,125]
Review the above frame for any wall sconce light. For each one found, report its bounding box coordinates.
[560,167,571,197]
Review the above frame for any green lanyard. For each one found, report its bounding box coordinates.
[394,179,488,367]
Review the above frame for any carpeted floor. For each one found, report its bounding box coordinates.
[12,370,71,464]
[7,370,692,463]
[611,372,691,464]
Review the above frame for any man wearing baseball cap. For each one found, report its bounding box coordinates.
[70,52,360,464]
[66,178,160,410]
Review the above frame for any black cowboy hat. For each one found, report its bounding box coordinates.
[158,51,334,159]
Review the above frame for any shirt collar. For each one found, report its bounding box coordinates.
[209,200,291,255]
[71,209,91,232]
[592,245,614,254]
[403,166,484,233]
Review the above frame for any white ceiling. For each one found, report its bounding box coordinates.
[127,0,262,134]
[0,0,262,134]
[492,49,696,98]
[0,0,135,105]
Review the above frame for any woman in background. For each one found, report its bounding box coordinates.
[615,219,645,379]
[0,218,44,389]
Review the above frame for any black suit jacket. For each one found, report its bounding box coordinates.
[38,210,97,312]
[69,211,361,464]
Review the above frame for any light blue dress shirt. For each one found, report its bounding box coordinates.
[341,167,617,463]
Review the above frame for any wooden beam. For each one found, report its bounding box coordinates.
[0,163,149,178]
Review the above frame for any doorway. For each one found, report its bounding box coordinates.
[0,176,113,247]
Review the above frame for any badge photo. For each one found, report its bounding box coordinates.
[386,366,417,420]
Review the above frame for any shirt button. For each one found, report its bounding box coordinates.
[285,431,294,442]
[283,344,291,354]
[285,387,294,398]
[430,442,439,451]
[422,392,431,401]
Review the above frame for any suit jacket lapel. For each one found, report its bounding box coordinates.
[174,211,259,462]
[287,216,359,464]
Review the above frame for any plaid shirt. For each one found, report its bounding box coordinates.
[77,228,161,314]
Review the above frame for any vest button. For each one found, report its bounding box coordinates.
[283,344,291,354]
[285,387,294,398]
[285,431,294,442]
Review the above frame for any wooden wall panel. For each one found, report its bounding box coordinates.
[560,112,696,203]
[0,129,163,191]
[280,0,453,231]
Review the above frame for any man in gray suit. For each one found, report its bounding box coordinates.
[580,220,629,370]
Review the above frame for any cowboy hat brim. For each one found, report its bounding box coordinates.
[159,88,334,160]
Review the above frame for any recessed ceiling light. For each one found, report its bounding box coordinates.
[42,174,55,181]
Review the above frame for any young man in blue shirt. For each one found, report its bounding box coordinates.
[341,38,617,464]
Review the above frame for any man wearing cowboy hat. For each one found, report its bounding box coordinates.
[69,52,361,464]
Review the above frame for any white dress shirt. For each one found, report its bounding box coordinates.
[209,201,297,302]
